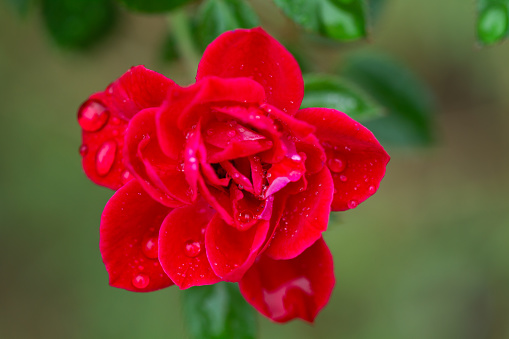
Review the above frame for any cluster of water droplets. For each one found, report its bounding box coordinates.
[78,99,127,178]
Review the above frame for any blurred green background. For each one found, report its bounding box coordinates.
[1,0,509,338]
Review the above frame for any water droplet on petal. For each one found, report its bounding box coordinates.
[206,129,214,136]
[339,175,347,182]
[79,144,88,156]
[227,130,236,138]
[78,100,109,132]
[184,241,201,258]
[291,154,302,162]
[122,170,132,184]
[238,210,254,224]
[142,236,158,259]
[95,141,117,176]
[132,274,150,289]
[328,157,346,173]
[347,200,358,209]
[368,185,376,193]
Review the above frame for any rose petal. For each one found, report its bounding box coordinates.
[158,200,221,289]
[100,180,174,292]
[295,108,390,211]
[124,108,190,207]
[239,237,335,323]
[197,28,304,115]
[265,167,333,260]
[157,76,266,159]
[205,214,269,281]
[80,66,177,190]
[265,155,306,197]
[104,65,177,120]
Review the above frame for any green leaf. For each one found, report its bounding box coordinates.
[273,0,367,41]
[302,74,383,122]
[195,0,259,50]
[161,33,180,63]
[115,0,191,13]
[41,0,116,50]
[477,0,509,45]
[341,52,435,146]
[4,0,33,16]
[182,282,257,339]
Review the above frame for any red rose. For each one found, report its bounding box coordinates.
[78,28,389,323]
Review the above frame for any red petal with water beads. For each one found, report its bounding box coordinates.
[295,108,390,211]
[124,108,190,207]
[158,200,221,289]
[265,154,306,197]
[156,76,266,159]
[198,176,234,225]
[265,167,333,260]
[239,237,335,323]
[205,214,269,281]
[197,28,304,116]
[295,134,326,175]
[100,180,174,292]
[79,66,177,190]
[79,99,129,190]
[104,65,177,120]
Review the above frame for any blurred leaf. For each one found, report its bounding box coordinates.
[4,0,32,16]
[115,0,192,13]
[41,0,116,50]
[182,282,256,339]
[367,0,387,22]
[195,0,259,50]
[477,1,509,46]
[273,0,367,41]
[342,52,435,146]
[161,33,179,63]
[302,74,383,122]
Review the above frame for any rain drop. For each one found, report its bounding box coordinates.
[328,157,346,173]
[368,185,376,193]
[339,175,347,182]
[347,200,358,209]
[142,236,158,259]
[227,130,236,138]
[121,170,132,184]
[184,240,201,258]
[132,274,150,289]
[238,210,254,224]
[79,144,88,157]
[95,140,117,176]
[77,100,109,132]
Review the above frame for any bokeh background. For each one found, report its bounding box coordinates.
[1,0,509,338]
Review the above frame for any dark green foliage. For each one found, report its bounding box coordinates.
[194,0,259,50]
[115,0,191,13]
[41,0,116,49]
[302,74,383,122]
[342,52,435,145]
[273,0,367,41]
[182,282,257,339]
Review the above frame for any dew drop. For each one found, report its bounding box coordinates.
[232,173,240,179]
[339,175,347,182]
[95,140,117,176]
[132,274,150,289]
[328,157,346,173]
[184,240,201,258]
[122,170,132,184]
[347,200,358,209]
[227,130,236,138]
[291,154,302,162]
[368,185,376,193]
[77,100,109,132]
[142,236,158,259]
[207,128,214,136]
[238,210,254,224]
[79,144,88,156]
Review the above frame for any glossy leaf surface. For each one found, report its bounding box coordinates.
[182,282,257,339]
